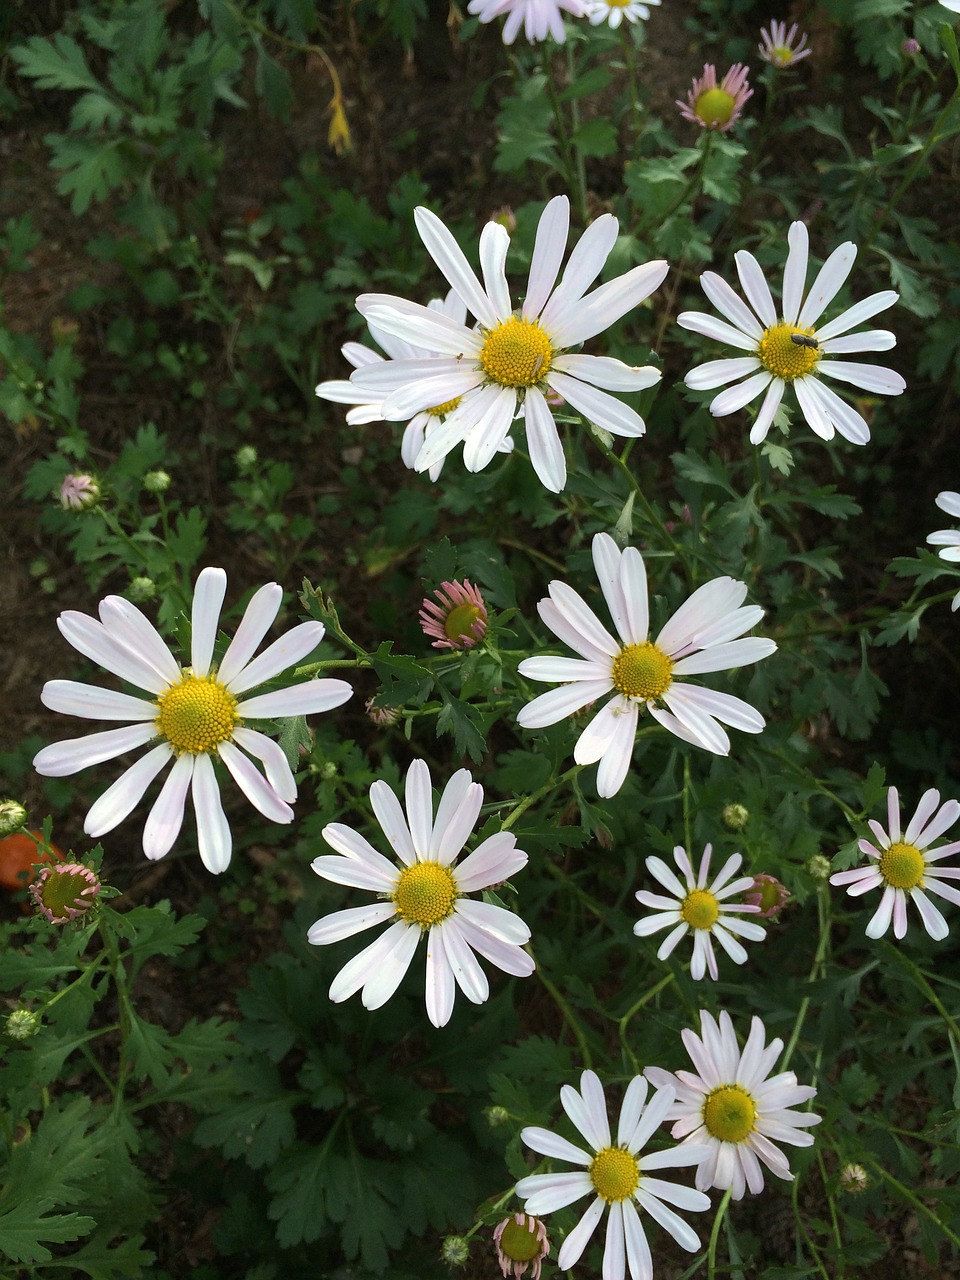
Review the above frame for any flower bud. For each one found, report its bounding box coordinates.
[364,696,399,726]
[142,469,171,493]
[485,1105,510,1127]
[5,1009,40,1041]
[441,1236,470,1267]
[235,445,258,471]
[59,474,100,510]
[722,802,749,831]
[30,862,101,924]
[0,799,28,837]
[806,853,832,881]
[128,576,157,602]
[840,1163,869,1194]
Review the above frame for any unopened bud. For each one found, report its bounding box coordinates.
[441,1235,470,1267]
[485,1105,510,1127]
[0,799,28,836]
[128,576,157,602]
[235,445,258,471]
[59,474,100,510]
[142,469,171,493]
[5,1009,40,1041]
[722,803,749,831]
[840,1163,869,1194]
[806,853,832,881]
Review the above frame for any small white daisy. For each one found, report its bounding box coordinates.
[351,195,666,493]
[468,0,587,44]
[758,20,811,67]
[33,568,353,874]
[516,532,776,797]
[314,290,513,481]
[926,490,960,611]
[645,1010,821,1201]
[830,785,960,941]
[634,843,766,979]
[307,759,534,1028]
[678,220,905,445]
[584,0,660,28]
[516,1069,710,1280]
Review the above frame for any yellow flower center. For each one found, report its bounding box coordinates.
[444,602,482,643]
[702,1085,757,1143]
[771,44,794,65]
[879,841,925,890]
[393,861,458,928]
[589,1146,640,1202]
[498,1218,543,1264]
[155,674,238,754]
[480,317,553,388]
[611,642,673,701]
[758,322,820,381]
[681,888,720,929]
[695,87,737,127]
[426,395,462,417]
[606,0,631,7]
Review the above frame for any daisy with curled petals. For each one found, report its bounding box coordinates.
[32,568,352,874]
[926,491,960,612]
[584,0,660,27]
[468,0,586,44]
[645,1010,821,1201]
[516,532,776,797]
[634,843,765,979]
[758,20,810,68]
[307,759,534,1028]
[314,290,512,482]
[676,64,753,132]
[351,195,666,493]
[830,786,960,941]
[516,1069,710,1280]
[679,220,905,445]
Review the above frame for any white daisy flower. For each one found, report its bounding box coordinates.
[516,1069,710,1280]
[32,569,353,874]
[468,0,587,44]
[516,532,776,797]
[584,0,660,27]
[926,490,960,611]
[314,290,513,482]
[830,785,960,941]
[634,843,765,979]
[645,1010,821,1201]
[351,195,666,493]
[678,220,905,445]
[307,759,534,1028]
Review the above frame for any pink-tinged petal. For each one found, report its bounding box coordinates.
[217,739,293,824]
[306,902,396,945]
[816,290,900,339]
[97,596,181,686]
[452,910,534,977]
[430,769,481,861]
[540,585,620,660]
[404,759,434,861]
[517,680,614,730]
[523,386,566,493]
[455,897,531,945]
[734,250,777,329]
[909,792,958,847]
[216,582,284,687]
[781,221,809,325]
[328,920,415,1004]
[226,621,327,694]
[521,1126,593,1166]
[83,743,173,837]
[33,723,157,777]
[142,752,194,860]
[41,680,157,721]
[563,1069,611,1151]
[749,379,785,445]
[699,268,766,339]
[439,918,489,1004]
[549,260,668,348]
[414,208,499,326]
[552,353,661,391]
[57,611,168,695]
[865,886,896,938]
[516,1170,593,1215]
[425,924,457,1027]
[710,370,775,416]
[654,920,690,958]
[192,752,232,874]
[922,878,960,908]
[315,827,398,886]
[911,889,950,940]
[556,1197,606,1270]
[796,240,857,328]
[523,194,570,320]
[191,567,227,677]
[686,356,763,390]
[231,726,297,803]
[237,678,352,719]
[455,833,527,892]
[549,371,647,438]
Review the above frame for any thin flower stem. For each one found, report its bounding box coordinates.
[541,47,584,221]
[682,757,693,852]
[706,1188,731,1278]
[816,1147,845,1277]
[618,973,675,1071]
[780,882,831,1073]
[635,130,714,237]
[878,943,960,1050]
[791,1174,832,1280]
[619,24,643,136]
[589,435,684,560]
[865,1158,960,1250]
[536,964,592,1067]
[500,764,584,831]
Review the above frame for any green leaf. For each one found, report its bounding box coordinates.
[371,642,434,705]
[571,118,618,159]
[940,21,960,84]
[48,136,128,215]
[11,35,102,93]
[165,508,208,574]
[0,1205,95,1264]
[436,686,487,763]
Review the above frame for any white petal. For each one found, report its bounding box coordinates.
[671,684,765,732]
[430,769,480,861]
[237,678,352,719]
[306,901,396,945]
[549,371,647,438]
[414,206,501,329]
[142,752,194,860]
[573,696,636,766]
[678,311,760,352]
[781,222,809,325]
[734,250,777,328]
[33,723,157,777]
[710,370,774,416]
[217,738,293,824]
[816,290,899,339]
[455,833,527,892]
[523,194,570,319]
[453,910,533,976]
[226,621,327,694]
[517,1170,593,1214]
[424,924,457,1027]
[191,567,227,678]
[41,680,157,722]
[456,896,531,944]
[562,1069,611,1150]
[557,1198,606,1271]
[698,270,765,338]
[370,779,418,866]
[83,742,173,836]
[803,378,872,444]
[550,260,668,348]
[521,1126,593,1166]
[479,218,511,318]
[192,752,232,873]
[462,387,516,474]
[405,758,434,860]
[523,386,566,492]
[231,725,297,802]
[519,655,612,683]
[57,611,168,695]
[685,357,762,390]
[217,582,284,687]
[439,918,489,1004]
[517,680,613,730]
[749,379,785,444]
[552,354,661,391]
[671,637,776,675]
[97,596,181,686]
[796,240,857,328]
[540,585,620,660]
[594,701,640,798]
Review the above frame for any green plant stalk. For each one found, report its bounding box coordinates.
[541,47,586,223]
[706,1188,731,1278]
[536,963,592,1067]
[780,880,832,1073]
[500,764,584,831]
[865,1157,960,1249]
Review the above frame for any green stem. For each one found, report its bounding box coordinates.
[536,965,592,1067]
[500,764,584,832]
[617,973,675,1072]
[865,1158,960,1249]
[635,131,714,237]
[780,881,831,1073]
[541,47,584,221]
[706,1188,731,1278]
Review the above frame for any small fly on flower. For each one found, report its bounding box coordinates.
[790,333,819,350]
[531,354,544,379]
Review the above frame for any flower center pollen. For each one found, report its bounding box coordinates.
[444,602,482,643]
[758,322,820,381]
[703,1085,757,1143]
[612,642,673,701]
[589,1146,640,1202]
[681,888,720,930]
[393,861,458,928]
[880,841,925,890]
[695,88,737,127]
[480,317,553,388]
[155,674,238,754]
[427,395,462,417]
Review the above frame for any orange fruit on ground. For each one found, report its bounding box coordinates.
[0,831,62,892]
